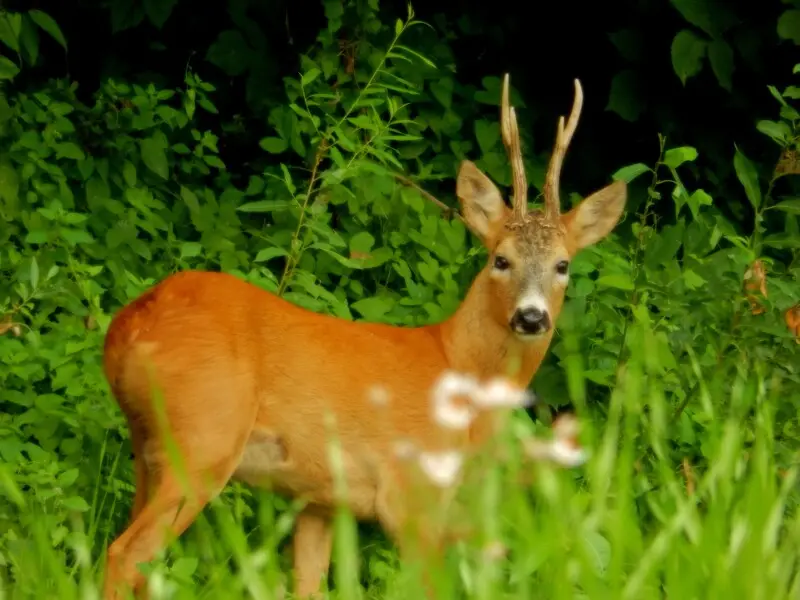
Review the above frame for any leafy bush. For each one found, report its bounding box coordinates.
[0,0,798,597]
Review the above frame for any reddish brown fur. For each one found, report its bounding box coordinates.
[785,303,800,342]
[101,77,627,600]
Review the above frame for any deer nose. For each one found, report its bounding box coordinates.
[510,307,551,336]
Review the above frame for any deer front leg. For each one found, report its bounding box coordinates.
[376,472,450,599]
[292,506,334,598]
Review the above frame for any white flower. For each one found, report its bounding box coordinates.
[429,370,537,429]
[473,377,536,409]
[523,413,588,467]
[418,450,464,487]
[431,371,478,430]
[552,413,579,439]
[546,439,587,467]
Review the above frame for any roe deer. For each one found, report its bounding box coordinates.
[101,73,627,599]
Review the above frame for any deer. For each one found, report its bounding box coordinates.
[100,73,627,600]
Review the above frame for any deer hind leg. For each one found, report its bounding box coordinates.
[127,421,150,524]
[103,379,257,600]
[292,506,334,598]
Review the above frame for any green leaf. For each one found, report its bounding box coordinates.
[122,160,137,187]
[349,231,375,254]
[57,468,79,487]
[613,163,652,183]
[663,146,698,168]
[315,246,392,270]
[708,39,734,91]
[245,176,265,196]
[686,189,713,218]
[254,247,288,262]
[606,69,644,122]
[669,0,715,36]
[671,29,707,85]
[181,186,200,215]
[608,29,645,63]
[203,155,225,169]
[180,242,203,258]
[236,200,292,213]
[596,273,634,291]
[582,530,611,575]
[733,147,761,210]
[54,142,85,160]
[430,77,454,108]
[768,198,800,214]
[23,28,41,66]
[762,233,799,249]
[61,496,90,512]
[259,137,288,154]
[756,120,792,144]
[0,13,21,52]
[0,160,20,213]
[777,10,800,44]
[399,186,425,212]
[351,296,392,321]
[301,67,321,87]
[140,136,169,179]
[683,268,706,289]
[143,0,178,29]
[60,228,94,245]
[206,30,251,77]
[172,557,199,580]
[0,56,21,80]
[474,120,500,154]
[29,255,39,290]
[28,10,67,50]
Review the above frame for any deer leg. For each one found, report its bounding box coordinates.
[103,458,236,600]
[104,363,258,600]
[292,507,334,598]
[376,474,447,599]
[128,423,150,524]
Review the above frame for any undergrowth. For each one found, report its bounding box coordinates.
[1,2,799,599]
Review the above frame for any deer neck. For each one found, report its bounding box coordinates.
[426,269,553,447]
[434,269,553,389]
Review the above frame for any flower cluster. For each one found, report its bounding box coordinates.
[370,371,589,488]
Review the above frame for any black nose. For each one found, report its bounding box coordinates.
[510,307,551,335]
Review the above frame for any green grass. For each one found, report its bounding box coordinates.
[1,326,799,600]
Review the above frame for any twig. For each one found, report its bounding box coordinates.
[277,142,328,296]
[392,172,464,222]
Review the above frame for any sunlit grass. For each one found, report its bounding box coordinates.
[1,321,798,600]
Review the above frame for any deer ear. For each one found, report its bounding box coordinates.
[561,179,627,253]
[456,160,509,243]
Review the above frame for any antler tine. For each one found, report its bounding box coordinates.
[501,73,528,222]
[542,79,584,222]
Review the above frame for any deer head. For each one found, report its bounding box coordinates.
[456,74,627,340]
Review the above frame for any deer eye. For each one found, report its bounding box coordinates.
[493,255,510,271]
[555,260,569,275]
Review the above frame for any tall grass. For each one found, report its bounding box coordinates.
[1,318,798,600]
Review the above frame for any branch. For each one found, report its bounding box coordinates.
[392,172,464,223]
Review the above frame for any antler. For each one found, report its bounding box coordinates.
[500,74,528,222]
[542,79,584,221]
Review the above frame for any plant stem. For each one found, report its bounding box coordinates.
[277,142,328,296]
[615,134,666,371]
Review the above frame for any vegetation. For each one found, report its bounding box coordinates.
[0,0,798,598]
